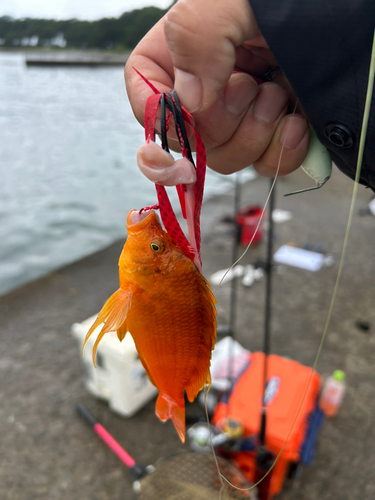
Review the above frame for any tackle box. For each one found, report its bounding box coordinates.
[212,352,322,498]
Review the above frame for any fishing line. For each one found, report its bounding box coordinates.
[206,96,299,491]
[213,98,299,294]
[210,29,375,494]
[204,386,225,500]
[206,95,299,494]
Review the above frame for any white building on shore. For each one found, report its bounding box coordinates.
[21,36,39,47]
[50,33,67,48]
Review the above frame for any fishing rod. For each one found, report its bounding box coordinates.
[226,31,375,496]
[226,171,242,385]
[77,402,256,499]
[254,178,276,500]
[260,177,275,446]
[76,403,149,485]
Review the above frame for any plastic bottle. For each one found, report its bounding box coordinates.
[320,370,346,417]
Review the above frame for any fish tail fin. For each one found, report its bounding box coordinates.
[82,286,133,367]
[155,393,186,443]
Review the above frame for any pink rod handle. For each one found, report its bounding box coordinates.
[94,423,136,468]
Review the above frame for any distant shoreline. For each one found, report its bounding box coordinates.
[0,48,130,55]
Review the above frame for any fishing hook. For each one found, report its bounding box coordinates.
[159,90,195,168]
[284,176,330,197]
[284,127,332,196]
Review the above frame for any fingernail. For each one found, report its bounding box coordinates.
[174,69,202,113]
[225,77,258,116]
[279,116,309,149]
[253,83,288,123]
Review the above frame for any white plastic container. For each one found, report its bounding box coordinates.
[319,370,346,417]
[198,336,250,413]
[210,336,251,391]
[71,315,157,417]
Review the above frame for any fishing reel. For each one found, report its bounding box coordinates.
[188,418,255,454]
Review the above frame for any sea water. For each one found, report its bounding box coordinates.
[0,52,254,296]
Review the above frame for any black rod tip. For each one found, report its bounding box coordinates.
[76,402,97,427]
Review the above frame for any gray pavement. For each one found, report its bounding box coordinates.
[1,166,375,500]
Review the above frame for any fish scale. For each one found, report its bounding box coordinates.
[127,275,212,390]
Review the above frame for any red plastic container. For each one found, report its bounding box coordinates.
[236,205,264,246]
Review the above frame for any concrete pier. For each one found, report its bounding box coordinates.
[25,51,129,67]
[1,167,375,500]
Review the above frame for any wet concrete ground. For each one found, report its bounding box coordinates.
[1,167,375,500]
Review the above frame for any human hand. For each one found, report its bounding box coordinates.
[125,0,310,184]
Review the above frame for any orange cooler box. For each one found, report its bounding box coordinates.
[212,353,321,497]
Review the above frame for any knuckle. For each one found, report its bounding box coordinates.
[234,131,268,159]
[200,126,228,150]
[207,156,242,175]
[207,145,257,175]
[206,129,270,174]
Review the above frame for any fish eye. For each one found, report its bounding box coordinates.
[150,240,164,253]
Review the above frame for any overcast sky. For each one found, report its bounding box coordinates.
[2,0,172,20]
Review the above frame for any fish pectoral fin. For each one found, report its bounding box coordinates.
[82,285,134,366]
[117,323,127,342]
[155,393,185,443]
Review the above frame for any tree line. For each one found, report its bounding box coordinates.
[0,5,174,50]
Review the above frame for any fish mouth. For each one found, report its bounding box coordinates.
[127,209,160,230]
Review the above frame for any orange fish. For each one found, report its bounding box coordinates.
[83,208,216,442]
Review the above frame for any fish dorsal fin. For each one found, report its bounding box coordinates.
[82,285,134,367]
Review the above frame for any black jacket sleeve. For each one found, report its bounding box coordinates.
[250,0,375,190]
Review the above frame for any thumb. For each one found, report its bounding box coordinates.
[164,0,259,113]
